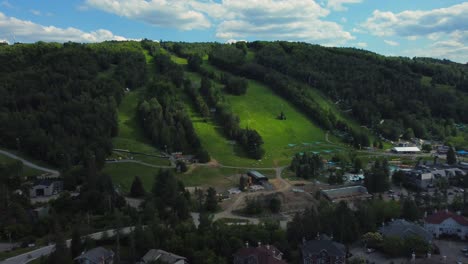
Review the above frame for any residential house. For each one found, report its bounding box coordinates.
[379,219,432,243]
[74,247,114,264]
[233,243,287,264]
[29,179,63,197]
[300,236,346,264]
[139,249,188,264]
[424,210,468,240]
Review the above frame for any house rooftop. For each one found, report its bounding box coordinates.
[379,219,432,242]
[392,147,421,152]
[234,245,286,264]
[247,170,268,180]
[300,239,346,258]
[141,249,187,264]
[74,247,114,264]
[424,210,468,226]
[321,185,371,201]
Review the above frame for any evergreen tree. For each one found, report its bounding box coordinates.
[269,197,281,213]
[447,147,457,165]
[130,176,146,197]
[205,187,218,212]
[402,198,420,221]
[70,226,83,258]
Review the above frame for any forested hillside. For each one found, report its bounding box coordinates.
[0,42,146,168]
[1,40,467,169]
[165,41,468,148]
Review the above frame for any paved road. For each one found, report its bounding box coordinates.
[106,159,175,168]
[0,150,60,177]
[0,227,135,264]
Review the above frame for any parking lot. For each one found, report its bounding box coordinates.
[435,239,468,263]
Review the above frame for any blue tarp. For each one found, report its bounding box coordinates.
[457,150,468,156]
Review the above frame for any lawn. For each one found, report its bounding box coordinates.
[112,90,168,166]
[225,79,346,166]
[178,58,348,167]
[104,162,250,193]
[103,162,160,193]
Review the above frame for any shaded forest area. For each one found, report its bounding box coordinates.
[0,42,146,168]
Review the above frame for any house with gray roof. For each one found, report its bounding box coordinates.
[74,247,114,264]
[139,249,188,264]
[379,219,432,242]
[300,236,346,264]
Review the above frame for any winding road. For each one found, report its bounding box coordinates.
[0,150,60,177]
[0,227,136,264]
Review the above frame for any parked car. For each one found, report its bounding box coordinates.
[461,247,468,253]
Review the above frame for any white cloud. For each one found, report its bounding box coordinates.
[362,3,468,63]
[0,12,127,43]
[355,42,367,48]
[85,0,353,45]
[362,3,468,38]
[30,9,41,16]
[212,0,354,45]
[384,39,399,46]
[327,0,363,11]
[86,0,211,30]
[404,30,468,63]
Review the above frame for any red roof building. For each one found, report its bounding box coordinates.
[233,244,287,264]
[424,210,468,240]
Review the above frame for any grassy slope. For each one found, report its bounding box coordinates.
[176,55,347,167]
[226,79,342,166]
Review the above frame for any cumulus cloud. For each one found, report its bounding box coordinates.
[362,3,468,62]
[86,0,211,30]
[384,40,399,46]
[85,0,354,45]
[327,0,363,11]
[362,2,468,37]
[213,0,354,45]
[0,12,127,43]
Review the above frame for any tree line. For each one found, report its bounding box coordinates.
[137,51,210,162]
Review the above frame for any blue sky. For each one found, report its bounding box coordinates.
[0,0,467,62]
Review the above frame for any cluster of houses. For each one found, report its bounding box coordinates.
[74,247,188,264]
[233,237,347,264]
[399,161,467,190]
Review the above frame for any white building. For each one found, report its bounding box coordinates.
[391,146,421,154]
[424,210,468,240]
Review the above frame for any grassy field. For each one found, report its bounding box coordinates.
[104,162,253,192]
[226,79,347,166]
[178,58,348,167]
[103,162,159,193]
[112,90,169,166]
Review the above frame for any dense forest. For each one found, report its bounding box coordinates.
[248,42,468,142]
[137,46,210,162]
[2,40,467,168]
[0,42,146,168]
[167,40,467,148]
